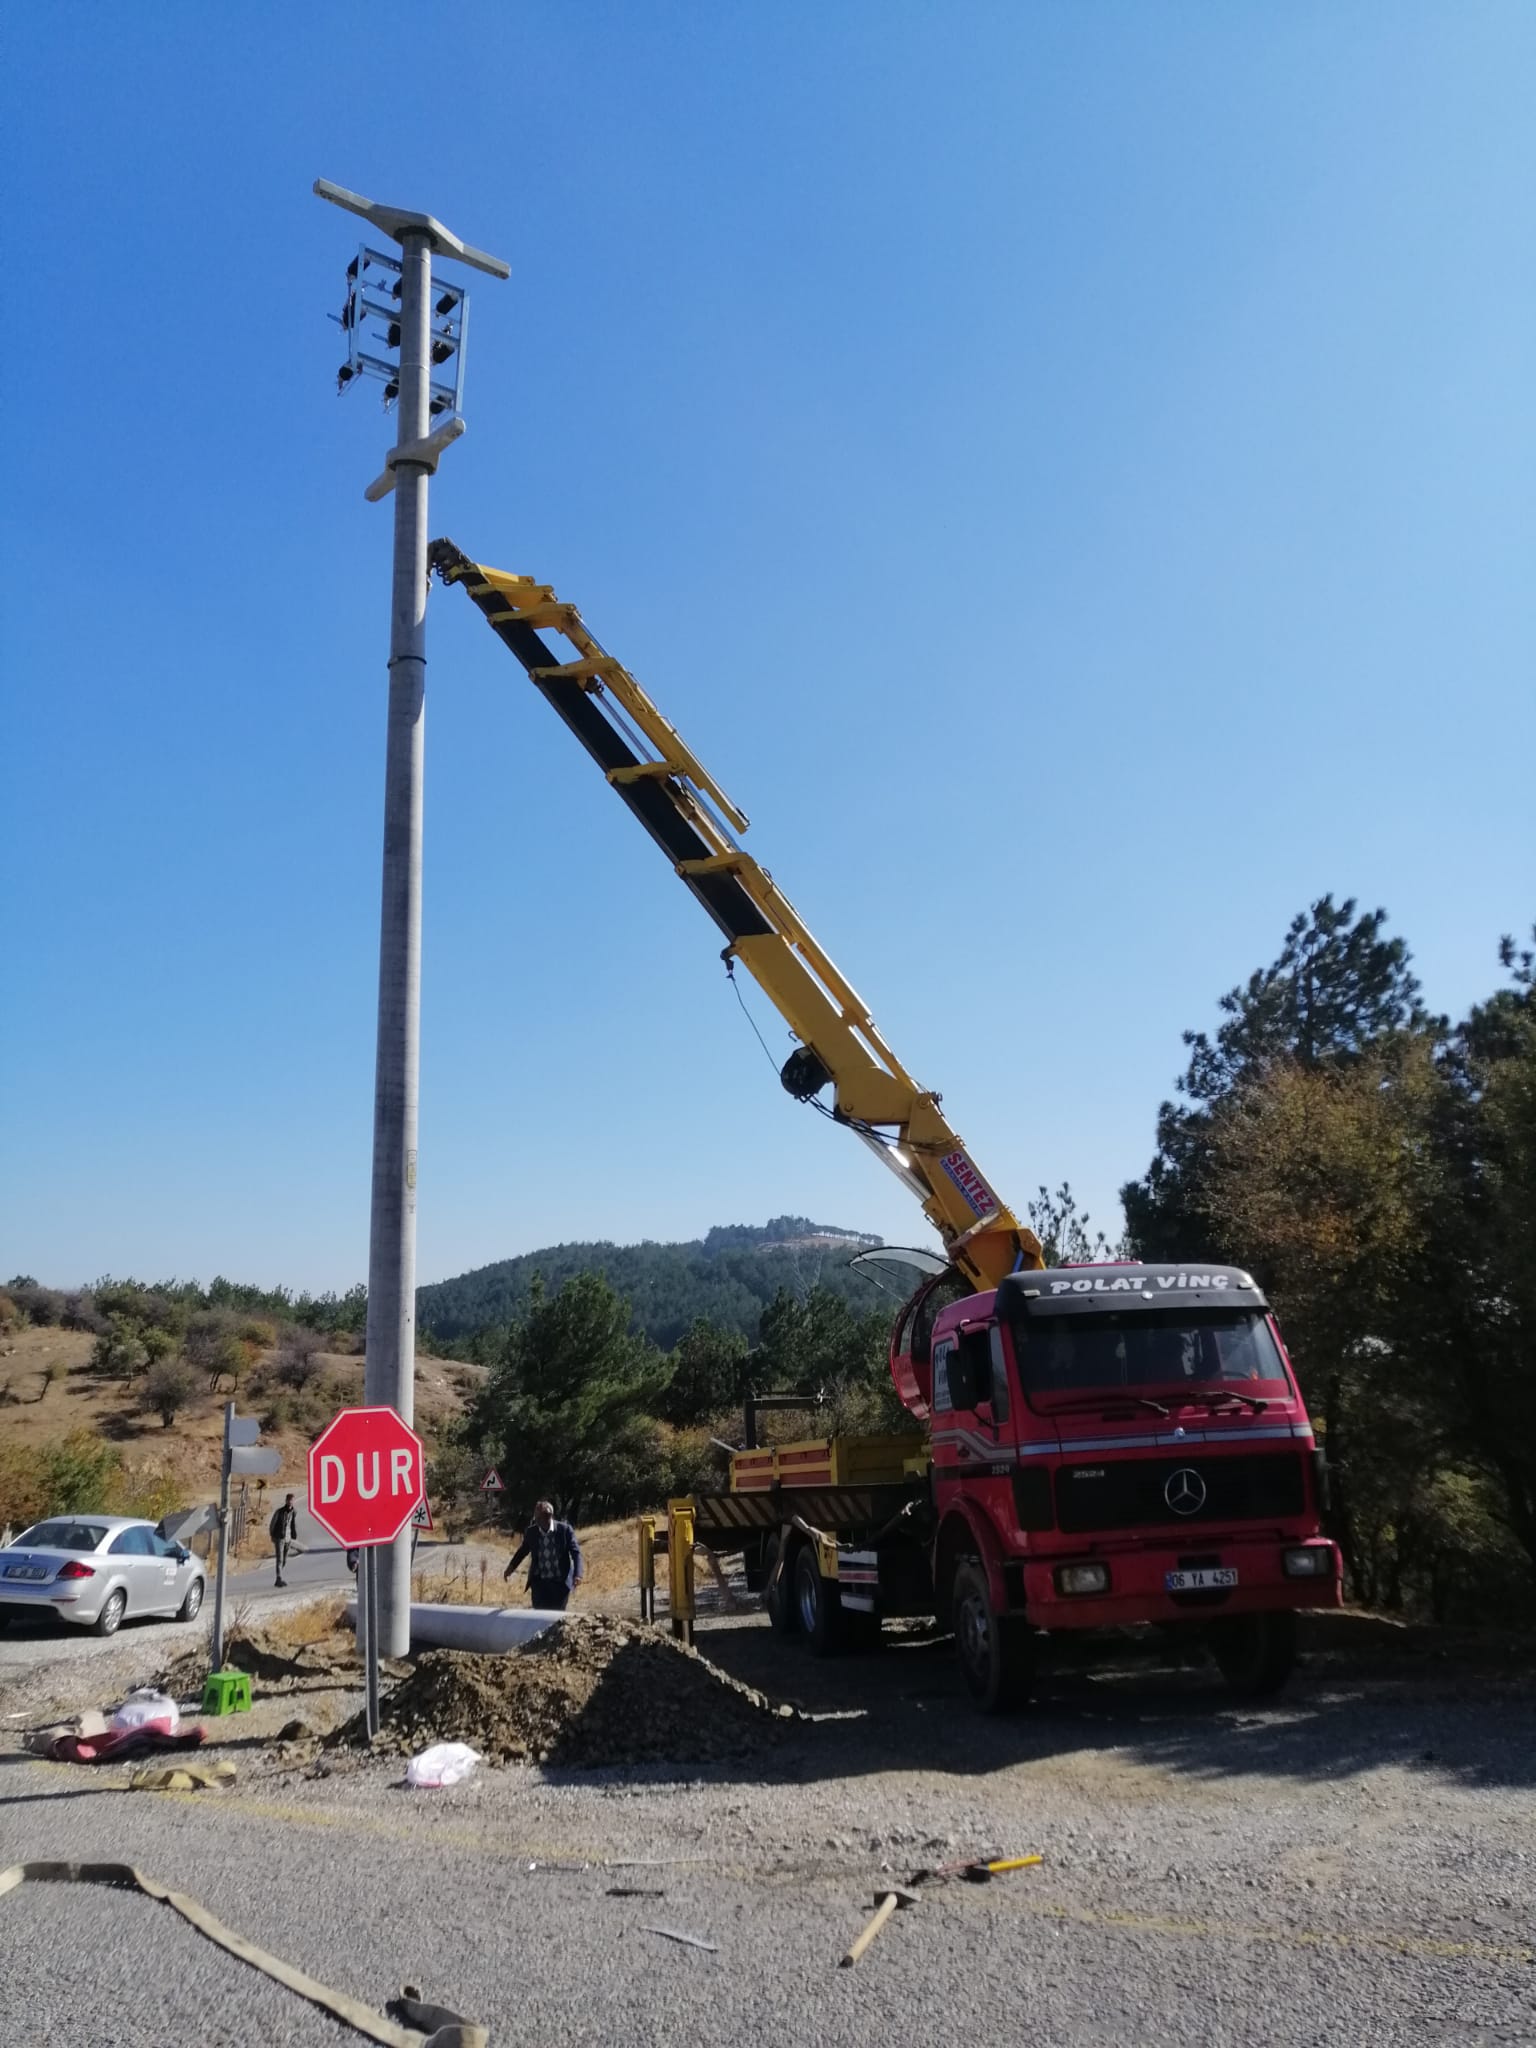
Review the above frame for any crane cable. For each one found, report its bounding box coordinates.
[724,956,785,1082]
[723,960,917,1154]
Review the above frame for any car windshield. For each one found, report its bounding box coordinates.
[14,1520,109,1552]
[1011,1308,1290,1397]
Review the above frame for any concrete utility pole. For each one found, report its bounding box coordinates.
[315,180,508,1655]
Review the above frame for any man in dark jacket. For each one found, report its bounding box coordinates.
[504,1500,583,1611]
[269,1493,298,1588]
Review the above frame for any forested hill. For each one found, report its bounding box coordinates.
[416,1216,887,1350]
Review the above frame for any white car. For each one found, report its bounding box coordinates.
[0,1514,206,1636]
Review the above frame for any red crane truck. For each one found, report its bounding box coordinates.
[433,541,1343,1709]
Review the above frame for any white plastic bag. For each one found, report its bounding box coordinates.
[112,1688,180,1735]
[405,1741,480,1788]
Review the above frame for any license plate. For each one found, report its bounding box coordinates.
[1165,1567,1237,1591]
[5,1564,48,1581]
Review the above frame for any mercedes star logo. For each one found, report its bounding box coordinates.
[1165,1467,1207,1515]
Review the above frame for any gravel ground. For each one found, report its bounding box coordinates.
[2,1614,1532,2047]
[5,1881,348,2048]
[0,1589,337,1722]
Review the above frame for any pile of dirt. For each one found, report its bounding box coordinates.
[332,1615,798,1766]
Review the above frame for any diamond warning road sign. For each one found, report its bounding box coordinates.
[410,1496,434,1531]
[480,1467,505,1492]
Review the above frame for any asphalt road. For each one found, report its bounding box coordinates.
[228,1490,500,1599]
[227,1489,352,1600]
[2,1619,1533,2048]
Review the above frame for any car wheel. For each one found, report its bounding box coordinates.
[793,1543,845,1657]
[952,1559,1032,1713]
[177,1577,204,1623]
[1210,1611,1297,1698]
[92,1590,127,1639]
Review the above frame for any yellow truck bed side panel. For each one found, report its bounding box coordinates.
[728,1433,918,1493]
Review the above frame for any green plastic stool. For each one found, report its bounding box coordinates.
[201,1669,252,1716]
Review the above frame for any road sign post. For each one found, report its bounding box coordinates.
[362,1546,381,1737]
[354,1541,372,1735]
[211,1403,234,1674]
[211,1404,279,1673]
[308,1406,424,1738]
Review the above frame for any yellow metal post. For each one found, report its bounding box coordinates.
[667,1500,696,1645]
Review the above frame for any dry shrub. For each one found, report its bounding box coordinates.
[568,1518,645,1599]
[411,1554,497,1606]
[262,1598,353,1651]
[108,1461,186,1525]
[0,1432,119,1527]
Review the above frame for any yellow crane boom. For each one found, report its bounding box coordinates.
[429,540,1043,1291]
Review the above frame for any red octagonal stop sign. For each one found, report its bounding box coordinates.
[308,1405,424,1548]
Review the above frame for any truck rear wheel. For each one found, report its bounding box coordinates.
[952,1560,1032,1713]
[763,1533,797,1635]
[794,1543,845,1657]
[1211,1611,1297,1698]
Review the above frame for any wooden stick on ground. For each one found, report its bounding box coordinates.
[840,1886,919,1968]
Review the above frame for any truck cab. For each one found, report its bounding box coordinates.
[910,1261,1341,1709]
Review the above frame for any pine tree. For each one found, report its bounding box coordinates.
[1123,896,1435,1259]
[470,1272,672,1522]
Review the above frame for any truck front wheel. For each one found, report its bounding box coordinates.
[952,1560,1032,1713]
[794,1544,845,1657]
[1210,1610,1297,1698]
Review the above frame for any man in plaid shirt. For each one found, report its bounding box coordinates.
[505,1499,584,1611]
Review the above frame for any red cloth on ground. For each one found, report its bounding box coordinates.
[49,1724,206,1764]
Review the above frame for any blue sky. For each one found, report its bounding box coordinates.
[3,4,1532,1295]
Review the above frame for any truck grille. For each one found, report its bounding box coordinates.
[1053,1453,1305,1534]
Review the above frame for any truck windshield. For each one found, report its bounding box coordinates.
[1011,1308,1290,1398]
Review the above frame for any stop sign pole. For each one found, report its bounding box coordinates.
[309,1407,424,1737]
